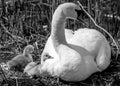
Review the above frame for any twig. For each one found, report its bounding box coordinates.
[27,0,52,7]
[0,23,15,40]
[37,3,51,26]
[1,22,27,43]
[39,2,52,7]
[77,1,119,59]
[0,65,8,84]
[15,77,18,86]
[0,51,14,54]
[77,18,89,27]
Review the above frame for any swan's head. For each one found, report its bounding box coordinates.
[61,3,85,20]
[24,45,34,54]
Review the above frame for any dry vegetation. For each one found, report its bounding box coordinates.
[0,0,120,86]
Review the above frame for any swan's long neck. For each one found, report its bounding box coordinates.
[51,7,67,48]
[23,49,30,57]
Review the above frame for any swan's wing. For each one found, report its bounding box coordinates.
[96,40,111,71]
[41,37,59,63]
[68,28,110,57]
[65,29,74,42]
[68,28,111,71]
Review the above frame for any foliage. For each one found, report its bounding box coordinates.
[0,0,120,86]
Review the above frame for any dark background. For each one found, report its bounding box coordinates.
[0,0,120,86]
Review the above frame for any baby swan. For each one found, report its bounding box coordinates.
[26,3,111,82]
[24,62,40,77]
[7,45,34,72]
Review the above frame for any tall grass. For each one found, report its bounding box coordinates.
[0,0,120,86]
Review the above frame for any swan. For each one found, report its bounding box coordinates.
[24,62,40,77]
[41,28,74,63]
[7,45,34,71]
[26,3,111,81]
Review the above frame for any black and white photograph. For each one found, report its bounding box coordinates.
[0,0,120,86]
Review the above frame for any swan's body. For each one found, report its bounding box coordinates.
[7,45,34,71]
[41,29,110,81]
[24,62,37,73]
[24,62,40,76]
[65,29,74,41]
[25,3,111,81]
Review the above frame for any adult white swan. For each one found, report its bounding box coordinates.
[25,3,111,81]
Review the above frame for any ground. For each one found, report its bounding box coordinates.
[0,43,120,86]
